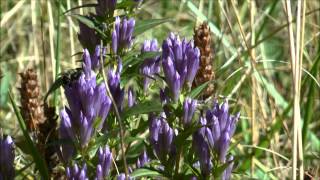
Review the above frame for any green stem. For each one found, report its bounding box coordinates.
[99,41,129,179]
[53,0,61,106]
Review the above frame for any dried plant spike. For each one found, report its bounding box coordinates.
[193,22,214,97]
[19,68,45,131]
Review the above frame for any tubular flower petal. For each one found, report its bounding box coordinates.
[140,39,160,92]
[0,136,15,180]
[182,97,197,127]
[136,150,149,168]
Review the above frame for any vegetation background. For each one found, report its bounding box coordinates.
[0,0,319,179]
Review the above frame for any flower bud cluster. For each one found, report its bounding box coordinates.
[112,17,135,54]
[96,145,112,179]
[193,100,239,178]
[66,163,88,180]
[162,33,200,101]
[149,114,175,163]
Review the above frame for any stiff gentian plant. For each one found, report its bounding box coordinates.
[12,0,241,179]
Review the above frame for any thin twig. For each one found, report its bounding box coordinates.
[99,41,129,179]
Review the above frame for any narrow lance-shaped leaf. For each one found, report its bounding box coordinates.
[134,18,172,36]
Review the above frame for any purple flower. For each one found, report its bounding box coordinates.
[161,33,200,101]
[192,117,212,176]
[0,135,15,180]
[85,45,106,70]
[222,156,234,180]
[206,100,240,162]
[95,0,117,17]
[107,59,124,110]
[96,145,112,179]
[193,100,239,177]
[117,173,132,180]
[149,114,175,163]
[112,17,135,54]
[66,163,88,180]
[128,87,135,107]
[182,97,197,127]
[140,39,160,92]
[59,50,112,160]
[78,21,100,51]
[136,150,149,168]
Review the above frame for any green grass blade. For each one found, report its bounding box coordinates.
[302,52,320,146]
[53,0,62,106]
[9,92,49,179]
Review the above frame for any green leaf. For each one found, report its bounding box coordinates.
[71,14,95,28]
[87,134,109,158]
[122,51,161,72]
[63,3,97,15]
[122,100,163,119]
[44,76,64,102]
[70,14,106,38]
[174,124,201,148]
[93,117,102,130]
[213,161,232,178]
[130,168,163,178]
[9,92,49,179]
[134,18,172,36]
[116,0,137,9]
[189,81,210,98]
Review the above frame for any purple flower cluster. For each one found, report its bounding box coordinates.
[83,45,106,70]
[182,97,197,127]
[140,39,161,92]
[149,114,175,162]
[59,49,112,161]
[117,173,132,180]
[96,145,112,179]
[136,150,149,168]
[112,17,135,54]
[95,0,117,17]
[162,33,200,101]
[66,163,88,180]
[193,100,239,178]
[0,135,15,180]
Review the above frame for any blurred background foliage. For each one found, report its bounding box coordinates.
[0,0,319,179]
